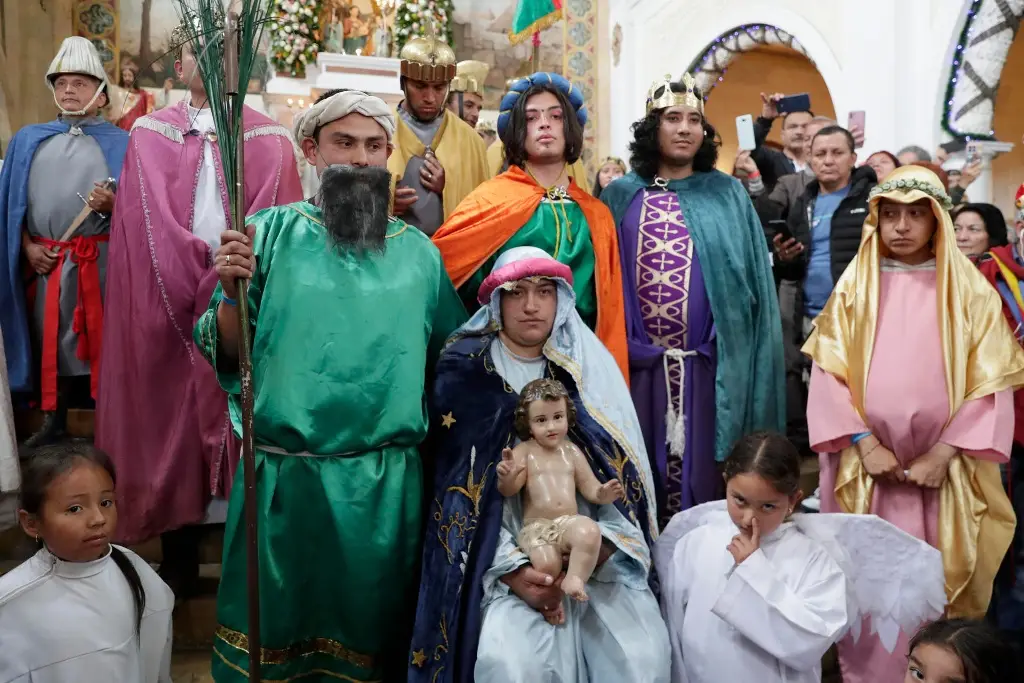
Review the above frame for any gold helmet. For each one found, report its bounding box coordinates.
[399,25,456,83]
[451,60,489,96]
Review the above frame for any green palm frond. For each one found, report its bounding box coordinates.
[171,0,272,212]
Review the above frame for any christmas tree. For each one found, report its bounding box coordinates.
[394,0,455,54]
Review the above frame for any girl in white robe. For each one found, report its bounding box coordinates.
[0,443,174,682]
[656,432,947,683]
[655,431,849,683]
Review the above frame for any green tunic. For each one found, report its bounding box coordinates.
[458,197,598,329]
[193,202,467,682]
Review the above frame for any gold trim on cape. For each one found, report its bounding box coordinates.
[215,625,375,670]
[803,165,1024,618]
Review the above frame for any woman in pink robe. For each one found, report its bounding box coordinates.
[804,165,1024,683]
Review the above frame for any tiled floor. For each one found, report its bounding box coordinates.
[171,651,214,683]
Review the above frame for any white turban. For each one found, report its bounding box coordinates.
[293,91,396,143]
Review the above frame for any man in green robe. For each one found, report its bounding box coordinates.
[192,89,467,682]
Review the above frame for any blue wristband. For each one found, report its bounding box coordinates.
[221,294,237,307]
[851,432,871,444]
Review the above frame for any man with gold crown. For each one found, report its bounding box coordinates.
[600,74,785,524]
[805,165,1024,682]
[95,17,302,600]
[194,89,466,682]
[432,72,629,379]
[0,36,128,446]
[974,179,1024,648]
[390,30,489,236]
[447,60,488,129]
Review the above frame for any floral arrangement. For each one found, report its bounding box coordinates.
[394,0,455,54]
[269,0,319,78]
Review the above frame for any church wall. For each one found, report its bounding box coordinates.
[609,0,967,165]
[990,31,1024,219]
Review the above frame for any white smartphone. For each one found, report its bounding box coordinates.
[736,114,755,151]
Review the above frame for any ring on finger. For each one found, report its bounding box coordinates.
[225,254,231,266]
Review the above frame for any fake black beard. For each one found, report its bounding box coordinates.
[317,165,392,255]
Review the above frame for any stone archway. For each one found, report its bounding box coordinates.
[943,0,1023,139]
[685,24,813,98]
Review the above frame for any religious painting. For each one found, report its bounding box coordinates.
[118,0,269,92]
[318,0,389,56]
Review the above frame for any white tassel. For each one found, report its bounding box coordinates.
[663,349,696,457]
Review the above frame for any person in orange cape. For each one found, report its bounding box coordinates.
[431,72,628,379]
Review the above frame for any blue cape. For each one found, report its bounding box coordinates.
[408,333,656,683]
[600,171,786,460]
[0,120,128,393]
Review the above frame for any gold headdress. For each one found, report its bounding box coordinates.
[645,73,703,116]
[399,24,456,83]
[804,164,1024,618]
[451,60,489,96]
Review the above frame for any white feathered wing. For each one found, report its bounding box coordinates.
[653,501,946,654]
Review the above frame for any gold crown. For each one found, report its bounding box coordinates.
[451,60,489,96]
[645,73,703,116]
[399,23,457,83]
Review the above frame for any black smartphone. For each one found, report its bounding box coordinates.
[769,219,793,242]
[776,93,811,115]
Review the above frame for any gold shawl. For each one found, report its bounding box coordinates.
[388,108,491,220]
[802,165,1024,617]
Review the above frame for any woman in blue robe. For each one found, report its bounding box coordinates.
[409,247,668,683]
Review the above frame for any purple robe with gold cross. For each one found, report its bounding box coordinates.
[619,188,719,526]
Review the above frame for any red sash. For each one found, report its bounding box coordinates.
[32,234,109,411]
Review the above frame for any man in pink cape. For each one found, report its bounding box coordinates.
[95,24,302,597]
[804,165,1024,682]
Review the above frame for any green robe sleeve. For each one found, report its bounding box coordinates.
[192,215,270,394]
[429,254,469,365]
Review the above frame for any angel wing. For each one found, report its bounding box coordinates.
[652,500,730,584]
[794,513,946,652]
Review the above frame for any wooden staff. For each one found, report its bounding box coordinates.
[223,10,262,682]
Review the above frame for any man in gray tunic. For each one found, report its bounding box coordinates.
[388,32,489,235]
[0,37,128,446]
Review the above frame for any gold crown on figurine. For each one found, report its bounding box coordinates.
[645,73,704,116]
[399,23,457,83]
[451,60,489,96]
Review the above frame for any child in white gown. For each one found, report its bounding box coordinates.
[0,444,174,682]
[655,432,946,683]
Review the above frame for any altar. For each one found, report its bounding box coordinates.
[264,52,404,132]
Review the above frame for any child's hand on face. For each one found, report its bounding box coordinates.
[727,517,761,565]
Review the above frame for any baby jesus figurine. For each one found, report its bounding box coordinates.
[497,378,624,611]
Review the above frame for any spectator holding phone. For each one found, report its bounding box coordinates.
[771,125,876,451]
[752,92,813,193]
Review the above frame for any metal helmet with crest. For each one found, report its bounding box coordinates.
[399,23,456,83]
[46,36,110,116]
[451,60,489,96]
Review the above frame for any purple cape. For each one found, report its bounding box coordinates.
[96,102,303,543]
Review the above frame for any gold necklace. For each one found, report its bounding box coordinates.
[525,163,573,257]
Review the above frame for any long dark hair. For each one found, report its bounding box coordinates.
[723,431,801,496]
[628,89,719,180]
[502,83,584,170]
[20,444,146,636]
[909,619,1022,682]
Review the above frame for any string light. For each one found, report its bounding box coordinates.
[688,24,801,100]
[942,0,996,140]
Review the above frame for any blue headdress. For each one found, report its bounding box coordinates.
[496,72,588,140]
